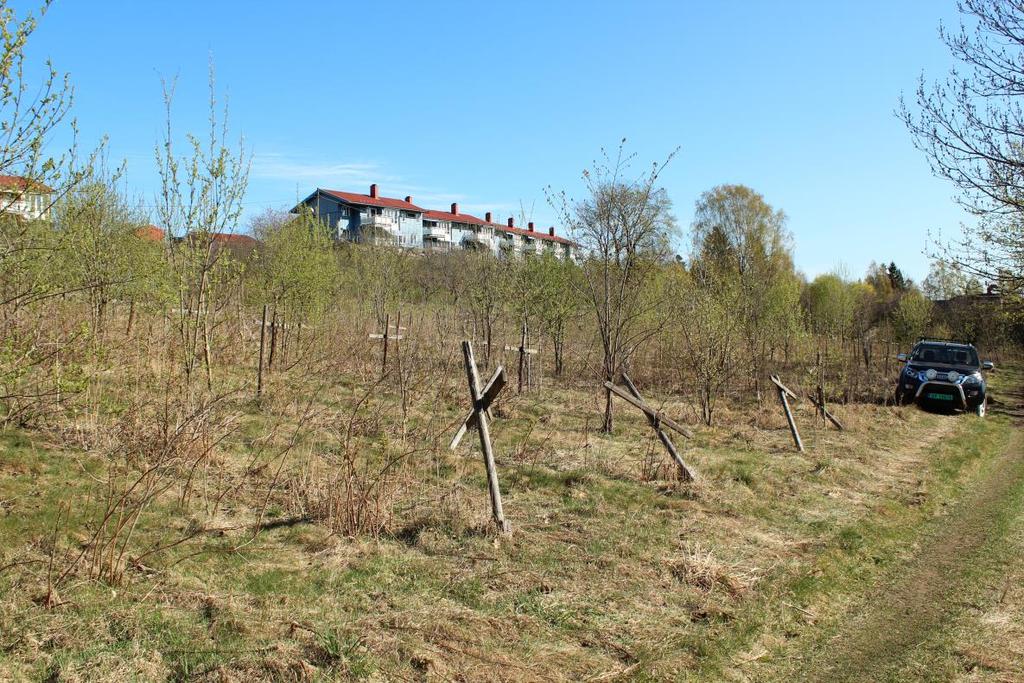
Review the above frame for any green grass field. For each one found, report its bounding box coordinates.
[1,363,1020,681]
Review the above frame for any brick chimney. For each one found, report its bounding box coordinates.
[528,222,534,232]
[405,195,413,203]
[370,184,378,198]
[507,217,514,228]
[450,202,458,215]
[548,227,555,236]
[485,212,492,223]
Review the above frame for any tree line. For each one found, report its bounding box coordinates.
[2,0,1023,436]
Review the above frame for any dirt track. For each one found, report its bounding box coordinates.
[795,389,1024,682]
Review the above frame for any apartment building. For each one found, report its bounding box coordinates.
[294,184,575,260]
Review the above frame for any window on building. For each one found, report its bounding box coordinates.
[401,210,418,218]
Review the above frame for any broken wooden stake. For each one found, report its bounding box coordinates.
[620,374,695,481]
[770,374,804,452]
[455,340,511,534]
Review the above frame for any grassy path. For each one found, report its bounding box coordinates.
[787,385,1024,681]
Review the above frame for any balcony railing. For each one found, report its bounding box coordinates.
[423,224,449,239]
[360,214,396,229]
[462,232,493,248]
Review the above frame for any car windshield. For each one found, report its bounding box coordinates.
[910,343,979,367]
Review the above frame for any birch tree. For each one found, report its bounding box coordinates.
[549,141,678,432]
[691,184,798,398]
[901,0,1024,298]
[156,67,250,396]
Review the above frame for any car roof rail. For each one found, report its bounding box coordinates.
[915,336,975,346]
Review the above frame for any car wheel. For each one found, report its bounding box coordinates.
[974,399,987,417]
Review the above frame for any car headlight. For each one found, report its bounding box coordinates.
[904,366,916,377]
[925,368,937,380]
[963,372,982,385]
[947,371,960,383]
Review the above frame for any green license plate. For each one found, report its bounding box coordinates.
[926,392,954,401]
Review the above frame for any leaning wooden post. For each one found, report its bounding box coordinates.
[461,341,511,534]
[256,304,267,397]
[620,374,695,481]
[770,374,804,452]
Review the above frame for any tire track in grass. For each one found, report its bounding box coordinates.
[797,421,1024,682]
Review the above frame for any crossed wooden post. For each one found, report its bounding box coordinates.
[369,312,405,376]
[604,373,696,481]
[505,321,537,394]
[769,374,804,452]
[450,340,511,534]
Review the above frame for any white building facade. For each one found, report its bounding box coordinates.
[294,185,575,260]
[0,175,53,221]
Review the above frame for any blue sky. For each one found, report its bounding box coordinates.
[21,0,968,281]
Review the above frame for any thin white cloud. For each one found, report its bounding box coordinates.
[251,152,398,187]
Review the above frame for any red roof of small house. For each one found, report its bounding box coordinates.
[320,188,425,212]
[135,225,165,242]
[422,208,488,226]
[0,174,53,193]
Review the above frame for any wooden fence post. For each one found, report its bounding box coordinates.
[604,375,696,480]
[457,341,511,534]
[505,321,537,395]
[267,308,278,371]
[518,322,527,393]
[382,312,390,375]
[770,374,804,452]
[621,374,695,481]
[369,312,405,377]
[256,304,267,397]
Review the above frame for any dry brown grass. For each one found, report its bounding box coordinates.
[0,302,1017,681]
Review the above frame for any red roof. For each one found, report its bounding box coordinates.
[0,174,53,193]
[422,208,488,226]
[423,209,572,245]
[320,188,425,212]
[135,225,165,242]
[310,184,574,247]
[485,219,574,246]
